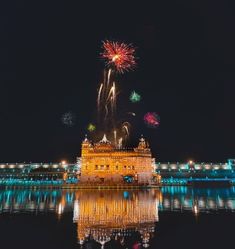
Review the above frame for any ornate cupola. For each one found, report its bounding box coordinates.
[82,135,90,147]
[135,135,150,152]
[94,134,114,151]
[99,134,111,144]
[81,135,93,156]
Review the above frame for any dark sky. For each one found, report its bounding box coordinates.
[1,1,235,163]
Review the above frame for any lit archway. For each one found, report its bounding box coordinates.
[123,175,134,183]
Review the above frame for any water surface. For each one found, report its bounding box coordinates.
[0,187,235,249]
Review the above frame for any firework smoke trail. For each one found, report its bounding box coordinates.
[106,82,116,114]
[127,112,136,116]
[97,70,113,119]
[104,104,109,120]
[123,125,129,137]
[114,130,117,147]
[118,137,123,149]
[107,69,112,86]
[111,82,116,113]
[97,70,117,132]
[122,122,131,138]
[97,83,103,113]
[107,82,115,101]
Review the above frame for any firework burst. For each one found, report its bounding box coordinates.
[101,40,136,73]
[130,91,141,103]
[61,112,76,127]
[87,123,96,132]
[144,112,160,128]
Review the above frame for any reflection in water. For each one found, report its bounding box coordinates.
[160,186,235,213]
[0,187,235,247]
[73,190,159,247]
[0,190,74,214]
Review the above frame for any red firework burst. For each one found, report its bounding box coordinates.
[144,112,160,128]
[101,40,136,73]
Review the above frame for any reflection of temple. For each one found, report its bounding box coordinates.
[2,188,235,247]
[79,135,161,186]
[73,190,160,247]
[1,188,235,215]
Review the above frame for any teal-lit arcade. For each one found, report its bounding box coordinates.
[0,159,235,186]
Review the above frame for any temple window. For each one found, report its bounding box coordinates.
[132,166,135,170]
[95,165,98,170]
[124,166,127,169]
[106,165,110,170]
[116,165,118,170]
[100,165,104,170]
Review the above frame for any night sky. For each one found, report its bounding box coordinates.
[1,1,235,163]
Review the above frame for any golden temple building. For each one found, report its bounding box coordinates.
[79,135,160,186]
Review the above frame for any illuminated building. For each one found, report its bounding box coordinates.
[0,158,235,186]
[79,134,160,186]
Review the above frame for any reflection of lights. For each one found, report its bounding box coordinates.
[73,200,79,222]
[39,203,45,210]
[155,200,159,219]
[57,203,64,215]
[193,204,199,215]
[208,200,215,208]
[49,202,55,209]
[163,199,170,208]
[227,200,233,209]
[218,197,224,208]
[183,199,190,208]
[198,199,206,208]
[174,199,180,208]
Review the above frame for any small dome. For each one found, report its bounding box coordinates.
[82,134,89,143]
[99,134,111,144]
[94,134,114,150]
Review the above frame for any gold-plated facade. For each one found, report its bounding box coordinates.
[79,135,160,185]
